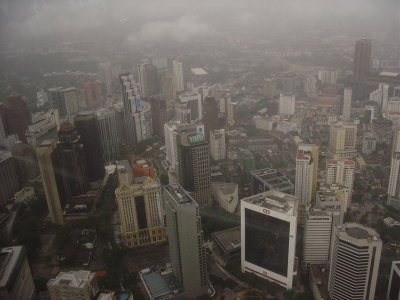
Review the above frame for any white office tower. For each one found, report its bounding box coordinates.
[392,128,400,157]
[303,208,334,265]
[295,144,318,223]
[95,108,119,163]
[98,61,113,96]
[328,223,382,300]
[210,129,226,160]
[387,261,400,300]
[328,122,357,160]
[241,190,298,290]
[369,83,389,113]
[325,159,355,210]
[279,93,296,116]
[163,185,208,297]
[47,87,79,118]
[342,88,352,121]
[173,60,184,92]
[388,153,400,208]
[318,68,338,85]
[305,75,318,98]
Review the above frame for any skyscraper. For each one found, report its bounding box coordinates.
[56,121,89,199]
[279,93,296,116]
[98,61,113,96]
[95,108,119,163]
[159,70,177,103]
[36,140,64,225]
[241,190,298,289]
[328,223,382,300]
[163,184,208,297]
[74,111,105,182]
[4,93,31,143]
[209,129,226,161]
[328,122,357,160]
[137,63,159,99]
[47,87,79,118]
[150,95,167,137]
[342,88,352,121]
[82,81,102,109]
[11,141,39,186]
[295,144,319,223]
[387,261,400,300]
[115,177,166,248]
[203,96,221,140]
[0,150,20,205]
[353,39,372,99]
[176,132,211,207]
[172,60,184,92]
[388,152,400,208]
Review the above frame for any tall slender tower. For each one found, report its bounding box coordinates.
[137,63,159,99]
[74,111,105,182]
[353,39,372,99]
[172,60,184,92]
[163,184,208,297]
[328,223,382,300]
[295,144,319,223]
[328,122,357,160]
[96,108,119,163]
[342,88,352,121]
[5,93,31,143]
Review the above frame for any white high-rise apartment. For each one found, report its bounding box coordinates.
[241,190,298,290]
[342,88,352,121]
[163,184,208,297]
[295,144,318,223]
[173,60,184,92]
[325,159,355,210]
[279,93,295,116]
[328,223,382,300]
[115,177,166,248]
[328,122,357,160]
[303,208,334,265]
[318,68,338,85]
[392,128,400,157]
[370,83,389,113]
[210,129,226,160]
[389,129,400,208]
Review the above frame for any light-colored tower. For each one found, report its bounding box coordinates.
[303,208,334,265]
[210,129,226,161]
[279,93,295,116]
[36,140,64,225]
[295,144,319,222]
[159,70,177,103]
[98,61,113,96]
[47,87,79,118]
[241,190,298,290]
[96,108,119,163]
[172,60,184,92]
[137,63,158,99]
[387,261,400,300]
[328,223,382,300]
[115,177,166,248]
[163,184,209,297]
[392,128,400,157]
[328,122,357,160]
[388,153,400,209]
[342,88,352,121]
[325,159,355,210]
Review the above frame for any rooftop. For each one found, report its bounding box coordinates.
[212,227,241,252]
[251,168,294,191]
[191,67,208,75]
[48,270,93,288]
[212,182,237,195]
[164,185,195,206]
[242,190,297,216]
[140,269,181,299]
[336,223,381,247]
[188,133,206,145]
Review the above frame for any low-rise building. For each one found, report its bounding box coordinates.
[211,182,238,213]
[212,227,241,265]
[251,168,295,195]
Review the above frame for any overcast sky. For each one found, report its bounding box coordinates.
[0,0,398,43]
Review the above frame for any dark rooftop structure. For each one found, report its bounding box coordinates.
[251,168,295,195]
[212,227,241,264]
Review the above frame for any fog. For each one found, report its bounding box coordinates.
[0,0,399,43]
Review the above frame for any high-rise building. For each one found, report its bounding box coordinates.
[295,144,319,223]
[82,81,102,109]
[137,63,159,99]
[241,190,298,289]
[115,177,166,248]
[387,261,400,300]
[280,74,296,94]
[11,141,39,186]
[74,111,105,182]
[318,68,338,85]
[150,95,167,137]
[392,128,400,157]
[353,39,372,99]
[279,93,296,116]
[251,168,295,195]
[264,78,277,98]
[305,75,318,98]
[4,93,31,143]
[176,132,211,207]
[342,88,352,121]
[328,223,382,300]
[325,159,355,210]
[303,208,334,265]
[163,184,208,297]
[98,61,113,96]
[209,129,226,161]
[203,96,221,140]
[159,70,177,103]
[56,121,89,199]
[172,60,184,92]
[328,122,357,159]
[370,83,390,112]
[36,140,64,225]
[47,87,79,118]
[47,270,98,300]
[0,246,36,300]
[0,150,20,205]
[95,108,119,163]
